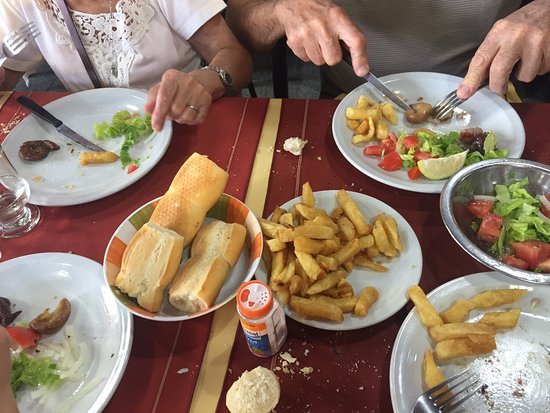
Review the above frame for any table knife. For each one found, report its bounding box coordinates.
[340,47,413,112]
[16,95,106,152]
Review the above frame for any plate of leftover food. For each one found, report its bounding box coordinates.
[332,72,525,193]
[103,153,263,321]
[1,252,133,413]
[390,271,550,413]
[2,88,172,206]
[255,184,423,331]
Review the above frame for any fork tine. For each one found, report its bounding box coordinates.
[425,368,471,398]
[433,95,461,120]
[432,90,457,112]
[444,383,484,412]
[436,376,479,407]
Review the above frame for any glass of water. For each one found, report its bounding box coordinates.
[0,145,40,238]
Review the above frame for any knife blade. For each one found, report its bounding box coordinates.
[340,47,413,112]
[16,95,106,152]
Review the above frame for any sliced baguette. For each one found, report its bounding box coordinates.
[114,222,184,312]
[168,220,246,312]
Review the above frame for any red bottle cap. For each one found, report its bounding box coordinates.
[237,280,273,319]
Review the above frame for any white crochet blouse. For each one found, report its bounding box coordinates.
[0,0,225,91]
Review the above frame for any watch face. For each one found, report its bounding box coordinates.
[221,71,233,86]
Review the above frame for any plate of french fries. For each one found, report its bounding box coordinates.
[390,271,550,413]
[255,184,422,331]
[331,72,525,193]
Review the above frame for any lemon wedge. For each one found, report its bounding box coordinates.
[417,150,469,180]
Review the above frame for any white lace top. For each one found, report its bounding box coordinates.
[0,0,226,91]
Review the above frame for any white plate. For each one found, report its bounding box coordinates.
[390,271,550,413]
[255,190,423,331]
[3,88,172,206]
[332,72,525,193]
[1,253,133,413]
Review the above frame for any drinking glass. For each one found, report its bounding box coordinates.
[0,145,40,238]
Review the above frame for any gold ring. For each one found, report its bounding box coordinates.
[186,104,200,113]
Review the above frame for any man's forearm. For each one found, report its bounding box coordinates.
[1,68,24,90]
[225,0,286,52]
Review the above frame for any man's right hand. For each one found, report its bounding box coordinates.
[274,0,369,77]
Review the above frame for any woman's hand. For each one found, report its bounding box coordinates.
[145,69,213,131]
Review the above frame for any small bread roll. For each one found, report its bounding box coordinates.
[226,367,280,413]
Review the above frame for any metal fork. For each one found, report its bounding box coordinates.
[411,368,484,413]
[432,82,488,121]
[0,22,40,66]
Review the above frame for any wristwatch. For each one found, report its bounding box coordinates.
[202,65,234,95]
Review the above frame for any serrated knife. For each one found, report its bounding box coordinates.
[16,95,106,152]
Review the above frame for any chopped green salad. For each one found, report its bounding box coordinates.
[94,110,153,168]
[11,352,61,393]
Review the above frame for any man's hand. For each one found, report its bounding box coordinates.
[274,0,369,76]
[145,69,213,131]
[0,68,6,87]
[458,0,550,100]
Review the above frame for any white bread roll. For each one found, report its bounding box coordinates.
[226,366,280,413]
[168,220,246,312]
[114,222,184,312]
[149,153,228,248]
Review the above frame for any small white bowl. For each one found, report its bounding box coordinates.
[103,193,263,321]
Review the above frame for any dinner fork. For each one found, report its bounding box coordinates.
[0,22,40,66]
[432,82,488,121]
[411,368,484,413]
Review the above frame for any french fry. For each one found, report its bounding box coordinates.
[440,300,477,323]
[309,295,358,313]
[295,251,324,281]
[358,234,375,250]
[375,120,390,140]
[310,215,339,232]
[336,189,370,235]
[277,227,295,243]
[381,217,402,252]
[79,151,119,165]
[408,285,443,328]
[302,182,315,207]
[294,236,325,254]
[373,219,396,257]
[295,204,327,221]
[276,288,291,307]
[321,237,341,255]
[306,270,347,296]
[346,119,361,130]
[337,216,356,241]
[434,336,496,361]
[336,279,354,298]
[271,207,286,223]
[290,296,344,322]
[380,102,398,125]
[266,238,287,252]
[289,275,304,296]
[331,206,344,220]
[281,251,296,283]
[259,218,286,238]
[316,254,339,272]
[469,289,528,309]
[354,118,370,135]
[341,259,354,273]
[330,238,361,266]
[366,245,380,258]
[294,224,335,240]
[428,323,496,343]
[423,350,447,393]
[353,254,388,272]
[479,308,521,329]
[270,250,287,282]
[354,286,378,316]
[278,212,295,227]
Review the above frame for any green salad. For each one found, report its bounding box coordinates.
[94,110,153,168]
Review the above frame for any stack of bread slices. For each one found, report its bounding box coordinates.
[114,152,246,313]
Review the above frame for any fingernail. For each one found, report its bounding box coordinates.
[356,66,368,77]
[457,84,472,100]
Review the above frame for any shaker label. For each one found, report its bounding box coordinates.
[240,320,271,357]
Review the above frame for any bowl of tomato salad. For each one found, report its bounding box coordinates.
[440,158,550,285]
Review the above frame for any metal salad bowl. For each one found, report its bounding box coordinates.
[440,158,550,284]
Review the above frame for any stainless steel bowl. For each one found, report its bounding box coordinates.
[440,158,550,284]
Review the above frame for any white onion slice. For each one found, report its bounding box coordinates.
[536,210,550,224]
[473,195,497,202]
[539,194,550,210]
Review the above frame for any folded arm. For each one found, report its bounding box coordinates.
[0,68,24,90]
[458,0,550,99]
[226,0,369,76]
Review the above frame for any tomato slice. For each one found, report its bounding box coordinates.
[6,326,41,349]
[413,149,436,161]
[511,240,550,270]
[402,135,418,149]
[536,257,550,272]
[380,137,396,152]
[465,200,494,219]
[477,213,503,243]
[407,165,421,180]
[541,194,550,219]
[378,150,402,171]
[127,164,139,174]
[502,254,530,270]
[363,145,384,157]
